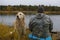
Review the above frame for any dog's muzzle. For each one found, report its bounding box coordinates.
[17,16,20,19]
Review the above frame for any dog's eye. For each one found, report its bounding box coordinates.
[20,14,21,15]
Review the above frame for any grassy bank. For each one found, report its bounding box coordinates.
[0,11,60,15]
[0,24,15,40]
[0,24,30,40]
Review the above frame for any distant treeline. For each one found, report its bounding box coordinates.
[0,5,60,11]
[0,5,60,15]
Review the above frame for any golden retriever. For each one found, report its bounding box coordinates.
[14,12,26,40]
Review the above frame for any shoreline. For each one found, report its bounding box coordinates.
[0,11,60,15]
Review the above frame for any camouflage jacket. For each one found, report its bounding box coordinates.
[29,13,53,38]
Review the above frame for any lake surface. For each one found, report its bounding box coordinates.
[0,15,60,32]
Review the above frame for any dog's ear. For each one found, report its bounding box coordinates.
[23,14,25,20]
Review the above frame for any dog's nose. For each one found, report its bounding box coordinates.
[17,16,19,18]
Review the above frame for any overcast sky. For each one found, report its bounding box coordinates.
[0,0,60,6]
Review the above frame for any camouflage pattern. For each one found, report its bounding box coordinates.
[29,13,53,38]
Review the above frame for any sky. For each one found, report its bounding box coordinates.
[0,0,60,6]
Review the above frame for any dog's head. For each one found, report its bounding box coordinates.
[16,12,25,20]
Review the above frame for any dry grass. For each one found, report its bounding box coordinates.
[0,24,15,40]
[0,24,31,40]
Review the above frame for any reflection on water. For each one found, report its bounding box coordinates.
[0,15,60,31]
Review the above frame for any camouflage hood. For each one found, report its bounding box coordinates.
[36,13,45,19]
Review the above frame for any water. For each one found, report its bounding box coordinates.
[0,15,60,32]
